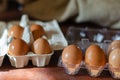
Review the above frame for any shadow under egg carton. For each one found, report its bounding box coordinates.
[66,27,120,44]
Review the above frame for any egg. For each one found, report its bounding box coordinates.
[8,25,24,39]
[107,40,120,55]
[62,45,82,64]
[85,44,106,66]
[109,48,120,68]
[32,38,52,54]
[8,38,29,56]
[30,24,46,40]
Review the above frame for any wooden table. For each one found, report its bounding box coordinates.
[0,50,113,80]
[0,5,115,80]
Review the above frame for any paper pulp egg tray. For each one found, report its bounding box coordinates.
[0,15,68,68]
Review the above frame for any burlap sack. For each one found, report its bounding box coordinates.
[23,0,120,29]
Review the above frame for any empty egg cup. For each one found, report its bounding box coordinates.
[85,63,105,77]
[61,60,82,75]
[108,64,120,79]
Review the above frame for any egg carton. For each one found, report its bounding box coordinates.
[7,51,54,68]
[7,15,68,50]
[6,15,67,68]
[57,39,111,77]
[59,26,120,79]
[0,21,7,67]
[0,14,68,68]
[58,39,110,64]
[66,26,120,44]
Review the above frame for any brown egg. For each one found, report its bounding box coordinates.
[8,39,29,56]
[107,40,120,55]
[8,25,24,39]
[62,45,82,64]
[32,38,52,54]
[30,24,46,40]
[109,48,120,68]
[85,44,106,66]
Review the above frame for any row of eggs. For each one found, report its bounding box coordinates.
[7,24,52,56]
[4,21,120,79]
[61,40,120,79]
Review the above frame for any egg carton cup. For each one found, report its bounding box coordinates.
[0,55,5,66]
[0,46,6,67]
[62,62,82,75]
[57,56,83,75]
[7,51,54,68]
[7,54,30,68]
[7,15,68,50]
[0,21,8,66]
[0,44,8,66]
[85,63,106,77]
[108,64,120,79]
[29,51,54,67]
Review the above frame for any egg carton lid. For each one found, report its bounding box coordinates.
[66,26,120,44]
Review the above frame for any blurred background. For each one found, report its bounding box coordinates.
[0,0,22,21]
[1,0,120,29]
[0,0,103,28]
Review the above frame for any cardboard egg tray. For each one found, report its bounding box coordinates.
[7,52,54,68]
[0,15,68,68]
[58,26,120,79]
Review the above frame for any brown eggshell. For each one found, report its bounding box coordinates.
[107,40,120,55]
[30,24,46,40]
[8,39,29,56]
[62,45,82,64]
[85,44,106,66]
[32,38,52,54]
[109,48,120,68]
[8,25,24,39]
